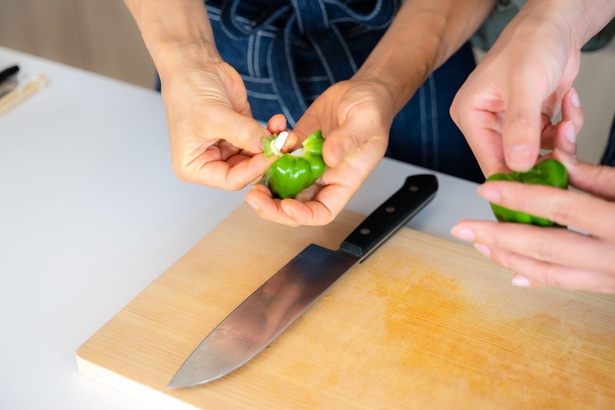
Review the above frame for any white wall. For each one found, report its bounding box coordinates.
[573,40,615,163]
[0,0,155,88]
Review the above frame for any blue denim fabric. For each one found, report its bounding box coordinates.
[201,0,483,182]
[387,41,481,182]
[601,112,615,167]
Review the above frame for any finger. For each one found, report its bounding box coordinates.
[246,177,354,226]
[458,109,510,176]
[266,114,287,134]
[531,89,582,155]
[548,120,577,158]
[280,180,352,226]
[477,181,615,240]
[233,116,271,154]
[245,186,336,227]
[546,88,583,156]
[281,197,337,226]
[450,85,511,176]
[321,125,366,168]
[452,219,614,273]
[554,151,615,201]
[502,78,543,171]
[532,113,556,150]
[561,88,584,133]
[211,65,270,153]
[484,245,615,293]
[245,186,301,227]
[220,63,253,117]
[320,103,388,169]
[262,119,298,153]
[186,152,274,190]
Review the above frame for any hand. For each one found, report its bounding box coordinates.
[450,7,583,175]
[124,0,273,190]
[161,54,275,190]
[451,94,615,293]
[245,79,395,226]
[451,155,615,293]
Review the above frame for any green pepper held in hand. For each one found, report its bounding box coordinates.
[260,130,326,199]
[486,158,569,227]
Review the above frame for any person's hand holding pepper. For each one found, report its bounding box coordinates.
[125,0,274,191]
[451,67,615,293]
[452,142,615,293]
[246,78,394,226]
[448,0,615,293]
[245,0,495,226]
[450,0,614,175]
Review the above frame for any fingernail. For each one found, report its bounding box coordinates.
[474,243,491,258]
[477,186,501,203]
[564,121,576,143]
[570,88,581,107]
[512,274,531,287]
[451,225,475,241]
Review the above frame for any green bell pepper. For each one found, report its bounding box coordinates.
[486,158,569,227]
[260,130,326,199]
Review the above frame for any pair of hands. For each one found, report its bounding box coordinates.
[449,9,615,293]
[162,56,392,227]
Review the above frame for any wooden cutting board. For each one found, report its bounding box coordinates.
[77,203,615,409]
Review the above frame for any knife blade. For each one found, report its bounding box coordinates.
[168,174,438,388]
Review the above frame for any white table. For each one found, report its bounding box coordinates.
[0,47,491,410]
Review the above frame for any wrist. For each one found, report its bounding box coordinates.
[351,66,422,115]
[521,0,614,51]
[125,0,220,80]
[352,20,440,113]
[152,39,220,82]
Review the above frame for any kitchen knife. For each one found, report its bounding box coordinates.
[168,174,438,388]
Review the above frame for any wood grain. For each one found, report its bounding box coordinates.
[77,203,615,409]
[0,74,47,116]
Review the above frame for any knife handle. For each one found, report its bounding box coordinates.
[340,174,438,260]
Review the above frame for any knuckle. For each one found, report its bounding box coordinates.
[538,268,563,289]
[172,160,193,183]
[546,193,572,225]
[524,234,554,263]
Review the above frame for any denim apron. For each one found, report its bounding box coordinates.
[204,0,483,182]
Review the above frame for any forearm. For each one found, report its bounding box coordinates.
[354,0,496,113]
[123,0,219,79]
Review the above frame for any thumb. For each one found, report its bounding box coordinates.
[503,82,543,171]
[222,112,269,154]
[322,127,363,168]
[555,148,615,201]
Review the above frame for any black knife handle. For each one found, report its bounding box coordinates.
[340,174,438,260]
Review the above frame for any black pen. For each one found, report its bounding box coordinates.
[0,64,20,85]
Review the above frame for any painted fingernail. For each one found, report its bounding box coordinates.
[570,88,581,107]
[477,186,501,203]
[474,243,491,258]
[512,274,531,287]
[451,226,475,241]
[564,121,576,143]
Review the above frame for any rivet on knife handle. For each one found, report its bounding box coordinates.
[340,174,438,259]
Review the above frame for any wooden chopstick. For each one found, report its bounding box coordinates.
[0,74,48,116]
